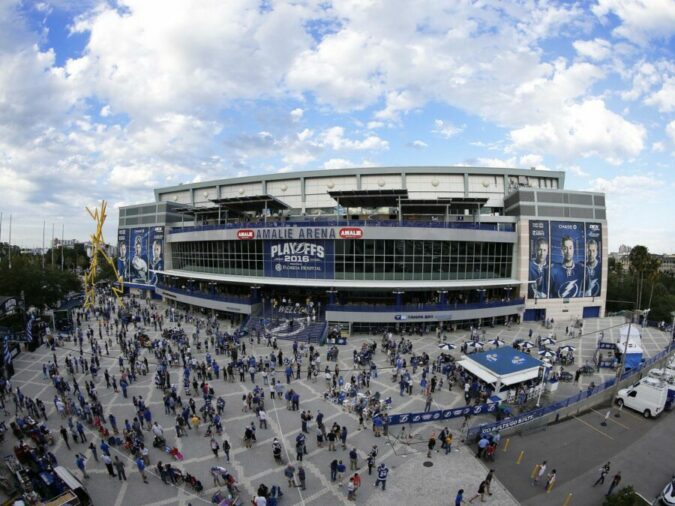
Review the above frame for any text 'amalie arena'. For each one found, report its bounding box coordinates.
[116,166,607,336]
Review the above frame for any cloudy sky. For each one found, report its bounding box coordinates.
[0,0,673,252]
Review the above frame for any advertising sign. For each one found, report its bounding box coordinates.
[264,240,334,279]
[117,229,130,282]
[129,228,150,284]
[584,223,602,297]
[148,227,164,286]
[528,220,550,299]
[388,402,498,426]
[549,221,586,298]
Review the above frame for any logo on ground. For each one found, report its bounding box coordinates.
[339,227,363,239]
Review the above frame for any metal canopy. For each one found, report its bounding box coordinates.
[328,189,408,208]
[209,195,290,214]
[441,197,489,207]
[399,199,451,214]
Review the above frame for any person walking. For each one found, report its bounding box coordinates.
[284,463,296,488]
[347,477,356,501]
[593,462,611,486]
[606,472,621,497]
[330,459,338,482]
[374,463,388,491]
[210,438,220,458]
[222,439,231,462]
[75,454,89,480]
[532,460,547,485]
[427,433,437,458]
[484,469,495,496]
[340,426,348,450]
[468,480,487,503]
[545,469,557,491]
[60,426,70,450]
[297,464,306,491]
[135,456,149,484]
[88,442,98,462]
[114,456,127,481]
[337,460,346,486]
[102,454,116,478]
[455,488,466,505]
[349,448,358,470]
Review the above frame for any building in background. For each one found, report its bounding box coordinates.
[116,166,608,332]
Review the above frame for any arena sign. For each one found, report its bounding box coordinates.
[264,240,334,279]
[388,402,498,425]
[236,227,363,240]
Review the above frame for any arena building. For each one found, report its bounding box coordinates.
[116,166,607,336]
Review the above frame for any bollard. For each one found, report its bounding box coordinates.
[503,438,510,452]
[531,464,540,479]
[547,479,556,493]
[562,493,573,506]
[516,450,524,464]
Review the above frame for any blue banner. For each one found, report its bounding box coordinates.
[117,229,129,282]
[584,223,602,297]
[264,240,334,279]
[388,402,498,426]
[549,221,585,299]
[528,220,549,299]
[467,411,539,440]
[129,228,150,284]
[148,226,164,286]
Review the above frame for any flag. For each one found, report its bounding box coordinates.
[3,336,11,366]
[26,315,33,343]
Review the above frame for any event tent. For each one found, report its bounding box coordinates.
[617,324,643,370]
[458,346,543,392]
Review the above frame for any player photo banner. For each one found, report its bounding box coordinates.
[549,221,585,299]
[129,228,150,285]
[117,229,130,282]
[584,223,602,297]
[528,220,550,299]
[148,227,164,286]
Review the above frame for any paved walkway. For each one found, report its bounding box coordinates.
[1,301,671,506]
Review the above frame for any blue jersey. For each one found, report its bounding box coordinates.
[528,261,549,298]
[550,262,585,298]
[584,261,601,296]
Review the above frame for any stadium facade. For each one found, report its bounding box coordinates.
[116,166,607,334]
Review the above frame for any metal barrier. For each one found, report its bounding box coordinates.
[326,298,525,313]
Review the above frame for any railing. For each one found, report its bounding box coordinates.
[326,298,525,313]
[170,219,515,234]
[156,284,251,305]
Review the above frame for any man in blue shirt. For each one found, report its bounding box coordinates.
[455,488,465,505]
[375,463,389,491]
[550,236,585,298]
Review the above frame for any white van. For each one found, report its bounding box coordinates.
[616,377,668,418]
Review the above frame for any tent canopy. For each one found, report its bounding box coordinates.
[458,347,543,387]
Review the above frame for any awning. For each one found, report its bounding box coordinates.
[328,189,408,208]
[457,359,500,384]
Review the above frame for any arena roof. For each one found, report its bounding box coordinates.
[210,195,290,213]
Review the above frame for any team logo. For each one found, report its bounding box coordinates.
[339,227,363,239]
[275,264,282,272]
[486,354,498,362]
[558,280,579,298]
[511,356,525,365]
[237,229,255,240]
[587,279,600,297]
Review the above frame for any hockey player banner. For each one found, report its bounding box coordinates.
[584,223,602,297]
[549,222,585,299]
[528,221,550,299]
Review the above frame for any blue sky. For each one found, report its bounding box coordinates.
[0,0,673,252]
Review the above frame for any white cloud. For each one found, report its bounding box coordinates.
[592,0,675,45]
[100,105,111,117]
[319,126,389,151]
[510,99,646,163]
[644,77,675,112]
[652,141,665,152]
[367,121,384,129]
[588,174,660,195]
[567,165,590,177]
[432,120,463,139]
[573,39,612,61]
[667,120,675,143]
[408,140,428,149]
[290,108,304,121]
[322,158,354,170]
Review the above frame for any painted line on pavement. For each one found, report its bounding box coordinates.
[572,415,614,440]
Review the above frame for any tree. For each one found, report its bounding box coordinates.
[602,486,647,506]
[628,246,658,311]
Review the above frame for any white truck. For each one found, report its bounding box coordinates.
[616,377,669,418]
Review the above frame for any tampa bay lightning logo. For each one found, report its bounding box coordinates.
[587,279,600,296]
[486,354,498,362]
[558,280,579,298]
[511,356,525,365]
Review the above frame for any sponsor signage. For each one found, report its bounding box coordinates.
[236,226,364,240]
[264,240,334,279]
[388,402,498,426]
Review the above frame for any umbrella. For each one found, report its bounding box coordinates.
[438,343,457,351]
[560,345,576,353]
[520,341,535,349]
[538,350,555,359]
[541,337,557,346]
[467,341,484,349]
[487,338,505,347]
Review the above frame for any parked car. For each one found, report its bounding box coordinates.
[577,365,595,376]
[660,475,675,505]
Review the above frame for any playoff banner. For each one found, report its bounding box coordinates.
[263,240,334,279]
[528,221,602,299]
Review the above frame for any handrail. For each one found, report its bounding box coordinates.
[169,219,515,234]
[325,298,525,312]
